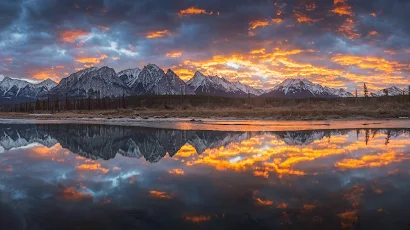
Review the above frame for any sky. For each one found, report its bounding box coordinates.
[0,0,409,92]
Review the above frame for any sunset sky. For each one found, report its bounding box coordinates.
[0,0,409,91]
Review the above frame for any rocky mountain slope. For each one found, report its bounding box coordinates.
[262,78,354,98]
[0,77,57,103]
[48,66,132,98]
[371,86,407,97]
[186,71,264,97]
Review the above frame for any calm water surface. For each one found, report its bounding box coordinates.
[0,123,409,230]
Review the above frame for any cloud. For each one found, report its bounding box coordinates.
[76,54,108,65]
[178,7,215,17]
[146,30,171,39]
[60,30,90,43]
[0,0,409,91]
[165,51,182,58]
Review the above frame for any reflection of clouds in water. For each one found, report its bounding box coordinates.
[0,124,410,229]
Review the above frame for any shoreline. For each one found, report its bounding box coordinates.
[0,112,409,132]
[0,106,409,121]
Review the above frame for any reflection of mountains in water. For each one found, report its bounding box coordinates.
[0,124,408,162]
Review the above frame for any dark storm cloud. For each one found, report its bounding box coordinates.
[0,0,22,30]
[0,0,409,90]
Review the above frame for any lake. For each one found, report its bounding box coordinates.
[0,121,409,230]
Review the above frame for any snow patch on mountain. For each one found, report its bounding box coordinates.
[0,77,30,96]
[48,66,132,98]
[187,71,264,97]
[0,77,57,99]
[117,68,142,87]
[129,64,165,94]
[263,78,353,98]
[324,87,354,97]
[371,86,406,97]
[149,69,195,95]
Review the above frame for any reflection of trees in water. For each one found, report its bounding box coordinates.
[0,123,408,163]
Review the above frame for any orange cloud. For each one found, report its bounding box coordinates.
[178,7,215,17]
[331,0,353,16]
[184,216,211,223]
[172,68,195,81]
[337,210,358,228]
[335,152,406,169]
[248,19,282,35]
[32,72,56,80]
[59,187,92,201]
[60,30,90,43]
[146,30,171,39]
[149,190,173,199]
[331,55,408,73]
[168,168,185,175]
[371,12,376,17]
[28,68,62,81]
[338,18,359,40]
[368,30,378,36]
[96,25,110,31]
[166,51,182,58]
[77,163,109,173]
[294,11,317,24]
[249,20,270,30]
[166,41,409,91]
[331,0,358,40]
[254,197,274,206]
[76,54,108,64]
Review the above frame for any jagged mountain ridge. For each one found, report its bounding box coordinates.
[371,86,408,97]
[149,69,195,95]
[0,77,57,102]
[48,66,133,99]
[2,65,408,102]
[117,68,142,87]
[263,78,354,98]
[186,71,264,97]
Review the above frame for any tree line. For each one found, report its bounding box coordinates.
[0,87,409,113]
[0,95,127,113]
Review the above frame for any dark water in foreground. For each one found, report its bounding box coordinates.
[0,123,409,230]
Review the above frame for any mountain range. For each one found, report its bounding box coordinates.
[370,86,409,97]
[0,77,57,103]
[262,78,354,98]
[1,64,407,103]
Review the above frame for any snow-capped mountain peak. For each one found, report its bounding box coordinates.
[117,68,142,87]
[0,77,30,94]
[231,81,265,96]
[186,71,207,90]
[128,64,165,94]
[150,69,194,95]
[48,66,131,98]
[35,79,58,90]
[324,86,353,98]
[264,78,353,98]
[371,86,405,97]
[186,71,264,97]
